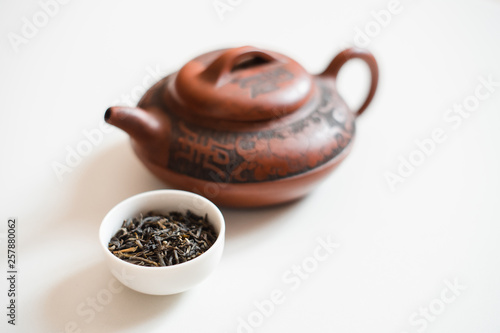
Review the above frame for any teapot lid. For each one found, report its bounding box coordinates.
[172,46,314,122]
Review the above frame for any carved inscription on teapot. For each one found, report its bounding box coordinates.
[168,83,354,183]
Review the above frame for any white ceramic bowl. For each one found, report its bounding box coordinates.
[99,190,225,295]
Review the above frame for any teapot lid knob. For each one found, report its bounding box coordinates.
[173,46,314,122]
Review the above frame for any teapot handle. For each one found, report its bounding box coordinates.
[321,48,379,117]
[200,46,279,86]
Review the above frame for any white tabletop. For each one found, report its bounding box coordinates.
[1,0,500,332]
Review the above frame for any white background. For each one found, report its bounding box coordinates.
[1,0,500,332]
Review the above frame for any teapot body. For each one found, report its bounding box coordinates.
[106,46,378,207]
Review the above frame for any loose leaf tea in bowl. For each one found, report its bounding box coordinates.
[108,210,217,267]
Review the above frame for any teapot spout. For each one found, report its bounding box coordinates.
[105,106,162,143]
[105,106,171,166]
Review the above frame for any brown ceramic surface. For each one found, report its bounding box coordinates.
[105,46,378,207]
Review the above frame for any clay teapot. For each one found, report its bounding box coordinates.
[105,46,378,207]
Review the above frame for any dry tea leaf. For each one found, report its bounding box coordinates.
[108,211,217,267]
